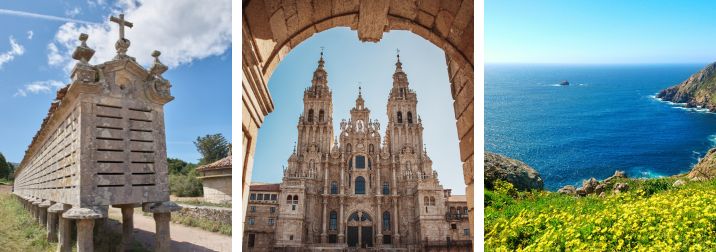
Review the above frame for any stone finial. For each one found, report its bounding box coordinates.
[110,14,134,59]
[71,33,95,64]
[149,50,168,77]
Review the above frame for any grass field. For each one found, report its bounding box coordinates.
[0,193,55,252]
[485,177,716,251]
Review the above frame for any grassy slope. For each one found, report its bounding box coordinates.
[0,193,54,252]
[485,177,716,251]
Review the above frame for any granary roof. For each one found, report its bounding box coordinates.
[447,195,467,202]
[196,155,232,172]
[250,183,281,192]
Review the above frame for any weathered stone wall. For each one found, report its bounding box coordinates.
[13,102,81,205]
[201,176,232,204]
[176,204,231,224]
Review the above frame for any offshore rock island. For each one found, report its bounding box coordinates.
[657,62,716,111]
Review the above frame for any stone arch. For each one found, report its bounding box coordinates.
[242,0,474,236]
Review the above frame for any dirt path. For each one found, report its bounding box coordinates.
[107,207,231,252]
[0,185,11,194]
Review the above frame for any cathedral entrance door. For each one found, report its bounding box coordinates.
[360,226,373,248]
[347,226,359,247]
[346,211,373,248]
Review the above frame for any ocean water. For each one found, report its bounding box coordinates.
[485,64,716,190]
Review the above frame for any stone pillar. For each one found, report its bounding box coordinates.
[47,203,66,243]
[39,200,51,228]
[32,200,42,223]
[142,202,181,252]
[112,204,139,251]
[338,198,344,243]
[320,199,327,243]
[393,197,400,245]
[376,200,382,245]
[56,204,73,252]
[62,207,105,252]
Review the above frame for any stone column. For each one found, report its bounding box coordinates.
[338,198,344,243]
[47,203,67,243]
[376,200,382,245]
[56,204,73,252]
[62,207,104,252]
[320,199,327,243]
[393,197,400,245]
[39,200,52,229]
[142,202,181,252]
[113,204,139,251]
[32,200,42,223]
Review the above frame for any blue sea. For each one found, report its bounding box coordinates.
[485,64,716,190]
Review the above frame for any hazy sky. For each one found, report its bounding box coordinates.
[0,0,231,164]
[252,28,466,194]
[486,0,716,64]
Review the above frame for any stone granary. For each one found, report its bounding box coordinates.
[196,154,232,204]
[243,52,472,251]
[12,14,180,252]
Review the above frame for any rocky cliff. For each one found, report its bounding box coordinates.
[485,152,544,191]
[689,147,716,180]
[657,62,716,110]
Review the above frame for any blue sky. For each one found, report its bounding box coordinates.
[252,28,465,194]
[487,0,716,64]
[0,0,231,164]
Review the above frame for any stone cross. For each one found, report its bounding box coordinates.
[110,14,133,40]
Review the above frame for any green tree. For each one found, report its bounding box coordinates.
[0,153,9,179]
[194,134,230,165]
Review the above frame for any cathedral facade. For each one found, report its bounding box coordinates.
[244,52,471,251]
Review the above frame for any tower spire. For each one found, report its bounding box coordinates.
[395,48,403,72]
[319,46,325,68]
[311,47,328,87]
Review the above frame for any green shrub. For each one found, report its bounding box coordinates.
[641,178,672,196]
[169,170,203,197]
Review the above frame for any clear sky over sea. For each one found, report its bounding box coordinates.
[487,0,716,64]
[252,28,465,194]
[0,0,231,164]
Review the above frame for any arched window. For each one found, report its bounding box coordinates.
[430,197,436,206]
[286,195,292,204]
[293,195,299,204]
[309,160,315,169]
[346,143,352,153]
[308,109,314,123]
[355,155,365,169]
[450,207,456,214]
[368,159,372,169]
[361,212,371,221]
[424,196,429,205]
[463,207,468,214]
[369,144,374,154]
[319,110,325,122]
[329,211,338,230]
[382,182,390,195]
[407,112,413,123]
[355,176,366,194]
[383,211,391,230]
[349,213,359,221]
[331,181,338,194]
[397,111,403,123]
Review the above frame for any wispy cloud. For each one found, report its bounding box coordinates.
[65,7,81,18]
[26,30,33,40]
[0,36,24,69]
[14,80,66,97]
[0,9,97,25]
[49,0,231,72]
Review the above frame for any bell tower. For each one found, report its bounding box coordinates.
[385,50,424,157]
[296,50,334,156]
